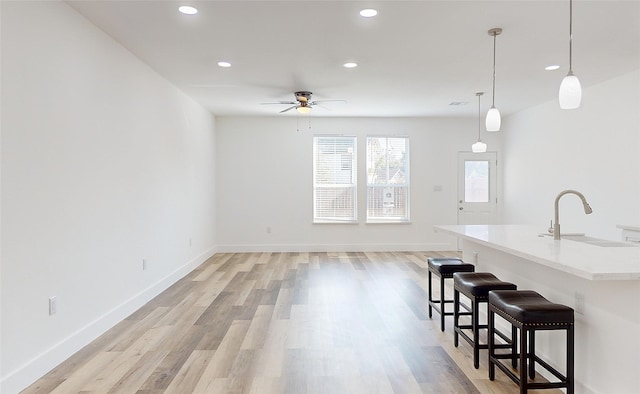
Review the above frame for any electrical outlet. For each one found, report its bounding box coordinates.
[266,226,272,234]
[142,259,147,271]
[574,292,585,315]
[49,296,57,316]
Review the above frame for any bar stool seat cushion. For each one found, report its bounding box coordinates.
[427,258,475,276]
[489,290,574,325]
[453,272,517,298]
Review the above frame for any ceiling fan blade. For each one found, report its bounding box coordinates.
[309,99,347,105]
[261,101,297,105]
[280,106,297,113]
[189,83,238,88]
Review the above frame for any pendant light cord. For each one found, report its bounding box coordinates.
[569,0,573,72]
[477,93,482,139]
[491,33,497,107]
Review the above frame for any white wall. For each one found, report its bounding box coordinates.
[215,116,502,252]
[0,2,217,392]
[502,70,640,239]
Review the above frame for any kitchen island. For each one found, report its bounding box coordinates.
[434,225,640,394]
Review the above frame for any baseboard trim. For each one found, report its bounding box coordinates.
[215,243,453,253]
[0,246,218,394]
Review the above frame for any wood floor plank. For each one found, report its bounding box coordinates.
[192,319,252,391]
[47,352,121,394]
[137,324,210,390]
[108,307,172,352]
[23,251,563,394]
[163,350,214,394]
[241,305,276,350]
[80,326,173,392]
[251,319,289,378]
[221,349,257,393]
[106,350,169,394]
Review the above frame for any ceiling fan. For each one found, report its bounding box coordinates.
[261,91,345,114]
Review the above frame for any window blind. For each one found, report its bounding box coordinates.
[313,136,357,222]
[366,136,410,222]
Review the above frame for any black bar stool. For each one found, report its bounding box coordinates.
[453,272,517,369]
[427,257,475,331]
[488,290,574,394]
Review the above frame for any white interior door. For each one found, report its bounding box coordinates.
[457,152,497,226]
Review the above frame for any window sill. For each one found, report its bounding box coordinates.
[313,220,359,224]
[366,220,411,224]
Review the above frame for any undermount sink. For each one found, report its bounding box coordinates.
[562,234,636,247]
[538,233,636,247]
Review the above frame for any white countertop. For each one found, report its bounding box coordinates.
[617,224,640,232]
[434,225,640,280]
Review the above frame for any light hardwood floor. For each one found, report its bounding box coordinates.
[22,252,560,393]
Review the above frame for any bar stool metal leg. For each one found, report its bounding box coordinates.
[488,307,496,381]
[472,298,480,368]
[453,289,460,346]
[528,330,536,379]
[568,324,575,394]
[428,271,433,318]
[439,275,446,331]
[519,326,528,394]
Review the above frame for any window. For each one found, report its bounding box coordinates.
[313,136,357,222]
[366,136,409,222]
[464,160,490,203]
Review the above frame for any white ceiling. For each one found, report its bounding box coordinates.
[67,0,640,118]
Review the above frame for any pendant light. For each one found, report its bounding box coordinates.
[472,92,488,153]
[486,28,502,132]
[559,0,582,109]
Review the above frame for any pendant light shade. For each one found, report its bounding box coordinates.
[485,106,501,132]
[472,92,488,153]
[486,28,502,132]
[559,72,582,109]
[559,0,581,109]
[472,140,488,153]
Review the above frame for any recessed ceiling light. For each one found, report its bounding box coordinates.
[178,6,198,15]
[343,62,358,68]
[217,61,232,68]
[545,64,561,71]
[360,9,378,18]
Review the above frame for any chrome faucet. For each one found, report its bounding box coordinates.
[552,189,593,240]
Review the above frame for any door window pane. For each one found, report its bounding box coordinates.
[464,161,489,202]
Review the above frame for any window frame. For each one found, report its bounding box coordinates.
[365,135,410,223]
[312,135,358,223]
